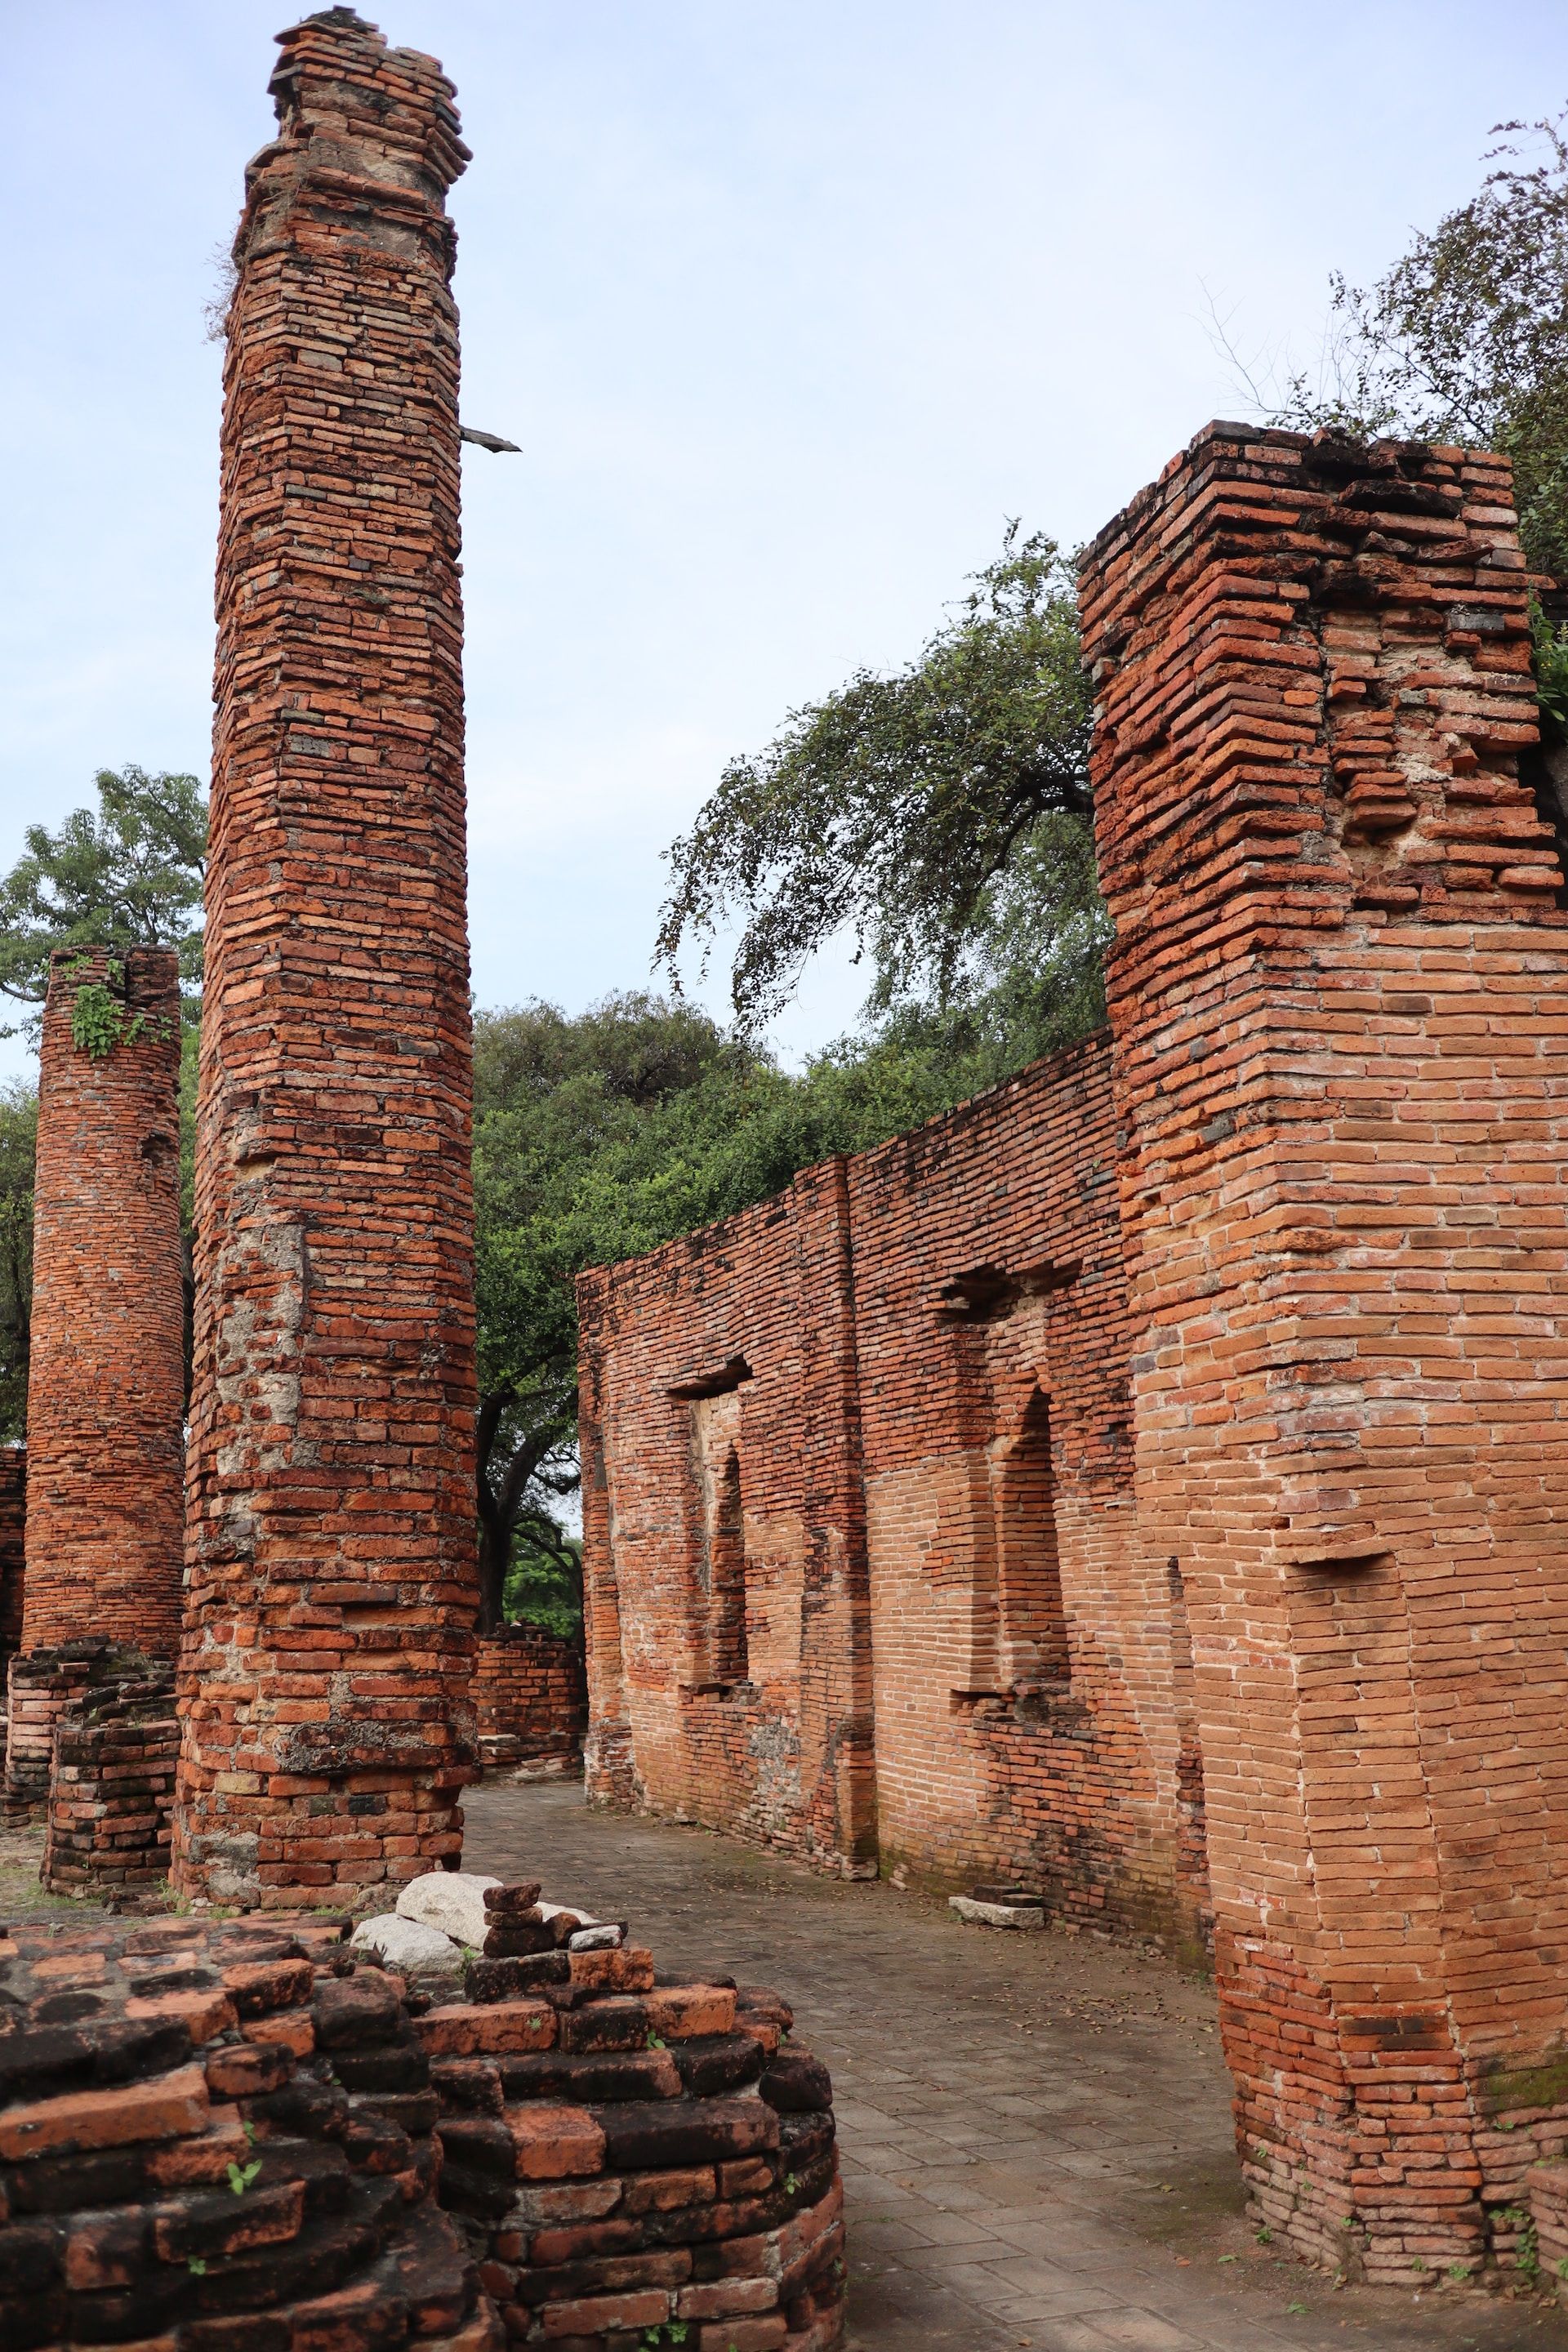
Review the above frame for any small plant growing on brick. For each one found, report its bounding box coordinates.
[227,2158,262,2195]
[67,956,146,1060]
[1498,2205,1541,2286]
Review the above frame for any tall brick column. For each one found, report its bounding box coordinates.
[7,947,185,1824]
[173,11,479,1906]
[1082,424,1568,2282]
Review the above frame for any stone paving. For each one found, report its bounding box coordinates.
[465,1781,1568,2352]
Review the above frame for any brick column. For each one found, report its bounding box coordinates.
[0,1445,24,1664]
[1082,424,1568,2281]
[173,11,479,1907]
[21,947,185,1657]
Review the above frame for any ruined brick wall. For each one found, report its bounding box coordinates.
[578,1161,876,1877]
[0,1446,24,1662]
[846,1040,1195,1942]
[579,1046,1203,1944]
[23,948,184,1659]
[175,11,479,1906]
[1080,422,1568,2280]
[472,1625,587,1769]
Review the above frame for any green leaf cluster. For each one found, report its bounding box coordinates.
[656,527,1093,1033]
[1263,113,1568,577]
[0,767,206,1039]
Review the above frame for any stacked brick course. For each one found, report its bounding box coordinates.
[0,1888,841,2351]
[21,947,185,1660]
[175,11,480,1906]
[472,1628,587,1779]
[1080,423,1568,2278]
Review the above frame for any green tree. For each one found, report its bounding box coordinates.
[0,1085,38,1441]
[470,991,1030,1632]
[1257,113,1568,577]
[0,767,207,1036]
[656,527,1100,1040]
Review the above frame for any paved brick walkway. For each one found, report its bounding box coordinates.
[466,1781,1568,2352]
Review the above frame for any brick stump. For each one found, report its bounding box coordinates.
[0,1886,841,2349]
[174,11,479,1907]
[42,1663,180,1895]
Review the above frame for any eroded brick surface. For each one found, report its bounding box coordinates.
[23,947,184,1661]
[1080,423,1568,2279]
[174,9,479,1905]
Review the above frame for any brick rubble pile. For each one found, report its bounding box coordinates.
[0,1873,844,2350]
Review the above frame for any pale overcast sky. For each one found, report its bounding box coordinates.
[2,2,1566,1081]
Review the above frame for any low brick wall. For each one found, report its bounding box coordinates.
[0,1885,844,2350]
[473,1625,587,1779]
[42,1666,179,1895]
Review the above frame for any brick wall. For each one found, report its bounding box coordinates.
[473,1624,588,1771]
[1081,423,1568,2280]
[579,1045,1202,1947]
[579,1160,877,1880]
[23,947,184,1659]
[174,11,479,1907]
[0,1445,24,1662]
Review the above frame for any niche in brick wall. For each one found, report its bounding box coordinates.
[685,1385,751,1695]
[992,1387,1069,1694]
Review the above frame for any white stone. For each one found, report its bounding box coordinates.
[567,1922,625,1951]
[351,1912,465,1981]
[949,1895,1045,1931]
[394,1869,501,1950]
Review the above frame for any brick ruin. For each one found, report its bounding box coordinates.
[471,1628,588,1781]
[173,9,480,1907]
[1085,424,1568,2278]
[577,1058,1150,1914]
[5,948,186,1861]
[4,0,1563,2305]
[0,1885,842,2352]
[581,422,1568,2278]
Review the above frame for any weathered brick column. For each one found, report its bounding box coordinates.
[173,11,479,1906]
[21,947,185,1655]
[1082,425,1568,2280]
[6,947,185,1822]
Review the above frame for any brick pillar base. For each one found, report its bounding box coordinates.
[42,1664,177,1896]
[5,1642,150,1822]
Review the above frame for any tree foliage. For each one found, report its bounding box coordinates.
[470,989,1058,1628]
[656,528,1096,1035]
[1258,114,1568,577]
[0,768,207,1034]
[0,1085,36,1442]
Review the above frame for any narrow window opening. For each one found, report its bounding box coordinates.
[708,1443,749,1687]
[993,1387,1068,1691]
